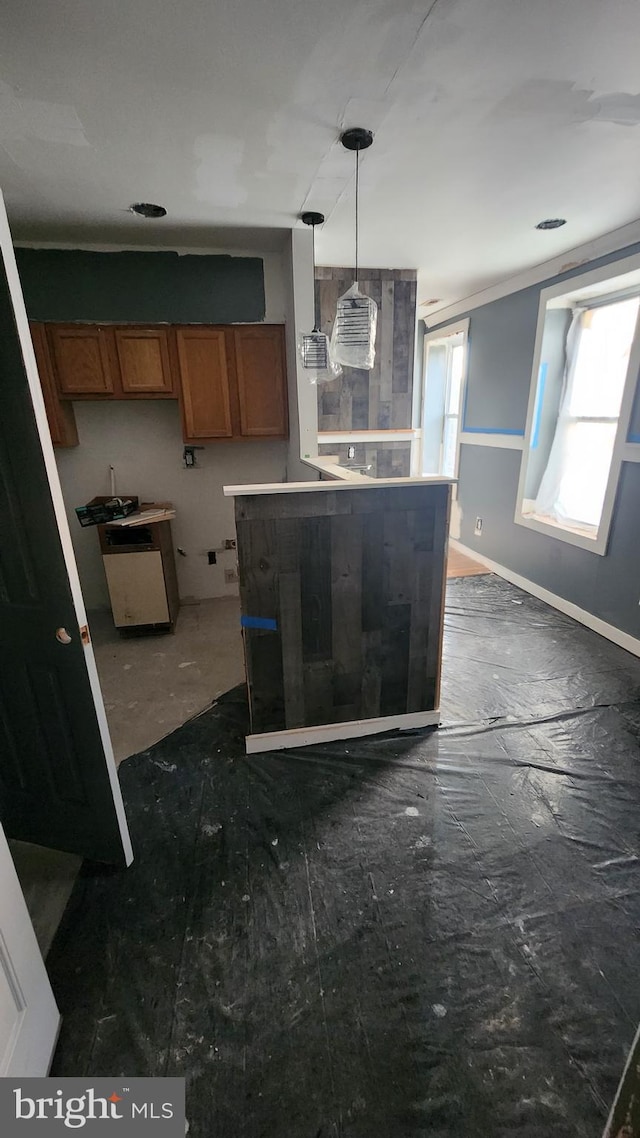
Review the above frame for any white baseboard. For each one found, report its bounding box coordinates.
[450,538,640,659]
[246,709,440,754]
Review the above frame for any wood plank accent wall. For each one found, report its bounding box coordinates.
[315,267,418,433]
[235,482,451,735]
[318,441,412,478]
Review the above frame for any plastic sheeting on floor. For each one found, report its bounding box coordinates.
[48,575,640,1137]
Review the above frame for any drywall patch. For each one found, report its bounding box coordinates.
[0,80,89,147]
[495,79,640,126]
[194,134,248,207]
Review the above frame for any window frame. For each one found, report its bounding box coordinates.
[419,317,469,484]
[515,253,640,556]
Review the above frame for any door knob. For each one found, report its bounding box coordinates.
[55,627,72,644]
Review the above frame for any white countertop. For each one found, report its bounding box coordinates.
[224,467,455,497]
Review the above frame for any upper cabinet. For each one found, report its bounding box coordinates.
[176,328,233,440]
[48,325,113,396]
[39,321,288,443]
[48,325,176,399]
[114,328,175,395]
[177,324,288,442]
[29,323,78,448]
[233,326,287,438]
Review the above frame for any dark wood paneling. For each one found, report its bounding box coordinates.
[316,267,417,433]
[236,483,450,735]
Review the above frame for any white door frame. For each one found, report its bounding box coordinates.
[0,191,133,866]
[0,821,60,1075]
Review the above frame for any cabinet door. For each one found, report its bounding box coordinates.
[103,552,170,626]
[233,325,288,437]
[48,325,113,395]
[114,327,174,395]
[29,323,78,447]
[176,328,233,439]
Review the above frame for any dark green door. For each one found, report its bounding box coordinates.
[0,223,131,866]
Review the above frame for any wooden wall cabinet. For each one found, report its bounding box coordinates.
[39,320,287,443]
[48,324,175,399]
[29,322,78,447]
[48,325,114,396]
[114,328,174,395]
[176,328,233,440]
[178,324,288,442]
[233,326,287,438]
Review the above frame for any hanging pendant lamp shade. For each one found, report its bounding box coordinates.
[330,128,377,371]
[298,212,342,384]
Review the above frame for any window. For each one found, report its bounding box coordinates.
[516,257,640,554]
[421,320,468,478]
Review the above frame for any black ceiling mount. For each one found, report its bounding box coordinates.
[130,202,167,219]
[301,211,325,227]
[536,218,566,230]
[340,127,374,152]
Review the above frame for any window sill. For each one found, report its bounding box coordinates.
[514,509,608,555]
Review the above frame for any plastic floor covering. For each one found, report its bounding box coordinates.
[47,575,640,1137]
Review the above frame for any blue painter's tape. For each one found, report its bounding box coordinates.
[531,361,547,450]
[241,615,278,631]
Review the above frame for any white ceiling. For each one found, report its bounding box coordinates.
[2,0,640,308]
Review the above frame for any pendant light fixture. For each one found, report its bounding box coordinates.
[330,127,378,371]
[298,211,342,383]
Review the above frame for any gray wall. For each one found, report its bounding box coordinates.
[437,240,640,640]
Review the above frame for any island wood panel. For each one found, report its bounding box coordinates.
[235,483,451,735]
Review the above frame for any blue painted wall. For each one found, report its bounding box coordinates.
[435,240,640,639]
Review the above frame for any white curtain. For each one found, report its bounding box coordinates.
[534,298,638,530]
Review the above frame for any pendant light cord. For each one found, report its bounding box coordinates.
[354,146,359,284]
[311,221,319,333]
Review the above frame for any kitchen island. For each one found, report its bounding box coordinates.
[224,474,453,753]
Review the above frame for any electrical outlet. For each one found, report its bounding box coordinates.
[474,516,483,536]
[224,567,239,585]
[224,538,236,550]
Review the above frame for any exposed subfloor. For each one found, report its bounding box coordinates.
[90,596,245,764]
[47,575,640,1136]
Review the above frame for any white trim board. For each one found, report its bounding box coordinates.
[224,474,454,496]
[622,442,640,463]
[450,539,640,659]
[460,433,524,451]
[245,710,441,754]
[426,217,640,327]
